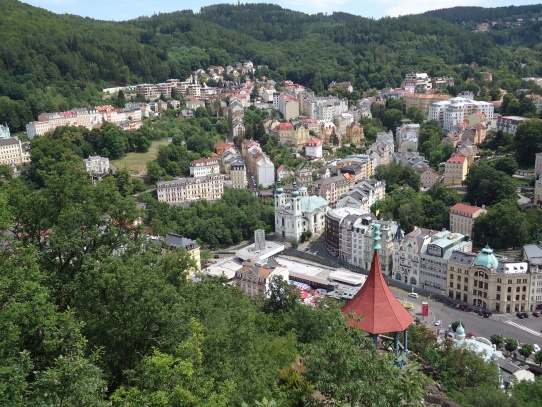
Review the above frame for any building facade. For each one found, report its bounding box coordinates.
[447,246,530,313]
[305,137,323,158]
[275,182,328,241]
[189,158,220,177]
[0,138,30,166]
[449,203,487,239]
[428,97,494,131]
[0,123,10,139]
[230,160,248,189]
[443,155,468,186]
[156,174,224,204]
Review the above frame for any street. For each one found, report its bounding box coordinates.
[393,288,542,350]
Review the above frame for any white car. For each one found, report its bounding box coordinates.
[435,320,442,326]
[408,292,419,299]
[534,344,541,353]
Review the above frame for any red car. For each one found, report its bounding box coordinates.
[533,312,540,317]
[460,304,468,311]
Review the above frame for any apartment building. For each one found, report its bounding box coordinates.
[189,158,220,177]
[447,246,530,313]
[156,174,225,204]
[230,160,248,189]
[0,138,30,166]
[396,123,420,152]
[403,93,451,119]
[449,203,487,239]
[312,174,350,205]
[443,155,468,186]
[278,95,300,120]
[496,115,529,135]
[428,97,494,131]
[419,231,472,295]
[535,153,542,205]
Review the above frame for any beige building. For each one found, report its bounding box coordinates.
[189,158,220,177]
[443,155,468,186]
[0,138,30,166]
[156,174,224,204]
[447,247,530,313]
[449,203,486,239]
[344,121,364,145]
[234,259,289,297]
[403,93,451,118]
[164,233,201,274]
[420,167,439,189]
[230,160,248,189]
[312,174,350,205]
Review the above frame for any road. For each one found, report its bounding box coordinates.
[393,289,542,350]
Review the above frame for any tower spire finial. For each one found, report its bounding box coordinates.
[372,223,381,250]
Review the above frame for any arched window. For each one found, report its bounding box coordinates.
[395,273,402,281]
[410,277,417,285]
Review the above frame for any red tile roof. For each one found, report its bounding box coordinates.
[446,156,466,164]
[342,250,414,334]
[450,203,484,215]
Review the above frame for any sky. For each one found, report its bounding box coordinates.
[22,0,538,22]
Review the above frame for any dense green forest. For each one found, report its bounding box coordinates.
[2,0,542,131]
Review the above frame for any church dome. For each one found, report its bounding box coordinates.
[474,245,499,270]
[299,185,307,193]
[292,189,299,198]
[456,323,465,336]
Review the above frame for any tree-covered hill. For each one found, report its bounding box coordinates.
[2,0,542,131]
[424,4,542,23]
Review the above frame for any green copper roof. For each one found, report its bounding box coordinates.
[474,245,499,269]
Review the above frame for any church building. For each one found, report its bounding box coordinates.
[274,181,328,241]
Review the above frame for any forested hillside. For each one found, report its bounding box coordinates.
[424,4,542,23]
[2,0,542,132]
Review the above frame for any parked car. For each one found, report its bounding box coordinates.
[435,320,441,326]
[483,312,492,318]
[522,312,529,318]
[408,292,419,299]
[533,312,540,317]
[517,312,524,319]
[460,304,468,311]
[534,344,541,353]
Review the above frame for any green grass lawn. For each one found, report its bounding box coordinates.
[111,139,170,174]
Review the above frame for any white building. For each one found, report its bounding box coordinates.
[396,123,420,152]
[189,158,220,177]
[0,138,30,166]
[305,137,323,158]
[275,182,328,241]
[428,97,494,131]
[535,152,542,205]
[156,174,224,204]
[418,230,472,295]
[393,227,437,287]
[325,206,398,275]
[83,155,110,178]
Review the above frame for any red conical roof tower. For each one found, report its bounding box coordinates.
[342,223,414,334]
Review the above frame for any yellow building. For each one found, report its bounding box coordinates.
[447,246,530,313]
[443,155,468,186]
[344,121,364,145]
[403,93,451,118]
[164,233,201,274]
